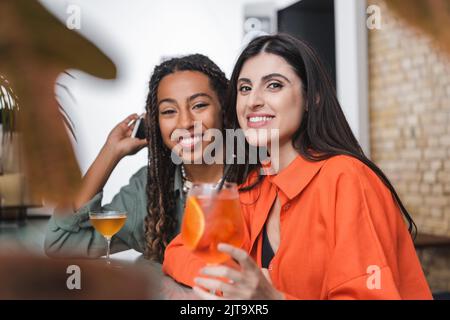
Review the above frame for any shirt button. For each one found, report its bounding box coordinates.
[268,265,273,271]
[283,203,291,210]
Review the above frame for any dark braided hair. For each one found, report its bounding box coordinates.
[143,54,244,262]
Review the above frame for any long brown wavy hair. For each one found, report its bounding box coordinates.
[143,54,245,262]
[228,34,417,237]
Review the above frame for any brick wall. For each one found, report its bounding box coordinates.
[368,0,450,293]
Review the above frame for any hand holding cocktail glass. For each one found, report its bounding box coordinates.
[181,182,283,299]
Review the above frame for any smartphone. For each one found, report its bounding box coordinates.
[131,114,146,139]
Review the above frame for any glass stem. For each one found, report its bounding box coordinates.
[106,236,112,264]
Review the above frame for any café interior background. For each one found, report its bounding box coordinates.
[0,0,449,295]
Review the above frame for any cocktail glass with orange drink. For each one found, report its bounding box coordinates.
[89,211,127,264]
[181,182,245,264]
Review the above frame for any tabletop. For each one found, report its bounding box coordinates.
[0,215,198,299]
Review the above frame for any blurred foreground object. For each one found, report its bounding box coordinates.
[387,0,450,55]
[0,0,116,205]
[0,75,37,224]
[0,253,157,299]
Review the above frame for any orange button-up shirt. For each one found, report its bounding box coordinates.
[163,155,433,299]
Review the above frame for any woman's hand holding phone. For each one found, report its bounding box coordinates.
[105,113,147,160]
[72,113,147,210]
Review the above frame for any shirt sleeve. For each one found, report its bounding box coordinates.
[322,159,432,300]
[44,167,148,258]
[162,234,207,287]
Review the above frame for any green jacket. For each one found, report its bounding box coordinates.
[44,166,186,258]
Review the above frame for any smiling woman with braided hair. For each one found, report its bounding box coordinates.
[45,54,245,261]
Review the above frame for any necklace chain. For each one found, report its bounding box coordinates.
[180,165,191,194]
[180,165,223,194]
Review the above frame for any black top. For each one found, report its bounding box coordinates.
[261,225,275,268]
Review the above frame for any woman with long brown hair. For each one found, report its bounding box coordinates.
[163,34,432,299]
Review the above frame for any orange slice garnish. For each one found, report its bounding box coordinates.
[181,196,205,250]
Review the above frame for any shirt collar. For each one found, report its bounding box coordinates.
[269,155,327,200]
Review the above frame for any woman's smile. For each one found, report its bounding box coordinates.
[246,113,276,128]
[177,133,203,150]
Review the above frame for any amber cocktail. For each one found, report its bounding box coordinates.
[89,211,127,264]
